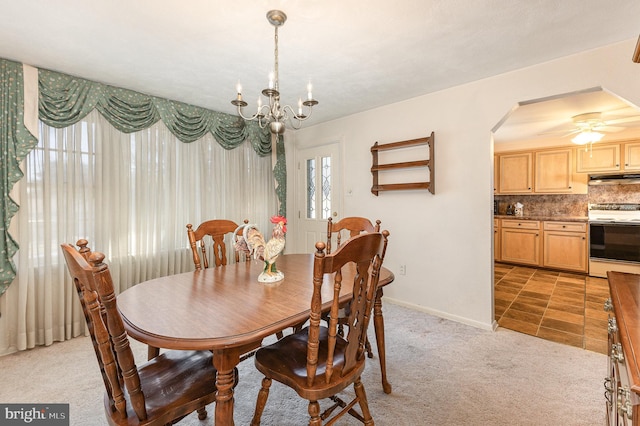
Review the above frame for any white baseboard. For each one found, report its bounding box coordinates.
[383,297,496,331]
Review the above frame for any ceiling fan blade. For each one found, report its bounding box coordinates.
[537,128,579,137]
[603,115,640,125]
[593,125,625,132]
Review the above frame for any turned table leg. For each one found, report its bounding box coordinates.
[373,287,392,394]
[213,349,241,426]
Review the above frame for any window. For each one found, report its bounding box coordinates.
[306,156,331,220]
[19,110,278,288]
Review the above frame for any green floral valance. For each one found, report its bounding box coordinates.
[39,69,272,154]
[0,58,287,295]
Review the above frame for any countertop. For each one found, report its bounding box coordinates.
[494,215,588,222]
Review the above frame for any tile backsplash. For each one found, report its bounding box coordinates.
[495,184,640,217]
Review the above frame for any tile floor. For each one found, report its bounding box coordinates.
[494,263,610,355]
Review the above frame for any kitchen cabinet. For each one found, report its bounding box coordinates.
[500,219,540,266]
[576,143,621,173]
[624,141,640,170]
[496,218,588,273]
[542,221,587,273]
[495,147,586,194]
[575,140,640,173]
[498,152,533,194]
[494,218,500,261]
[534,149,573,193]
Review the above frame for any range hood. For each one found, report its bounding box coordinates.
[588,173,640,185]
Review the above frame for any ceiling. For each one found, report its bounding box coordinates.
[1,0,640,143]
[493,88,640,146]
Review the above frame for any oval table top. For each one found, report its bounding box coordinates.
[117,253,394,351]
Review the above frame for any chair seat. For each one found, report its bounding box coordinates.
[109,350,219,426]
[254,327,366,401]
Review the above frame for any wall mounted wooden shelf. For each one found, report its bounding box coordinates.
[371,132,435,195]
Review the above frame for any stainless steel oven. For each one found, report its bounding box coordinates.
[588,203,640,277]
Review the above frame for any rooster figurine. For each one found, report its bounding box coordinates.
[234,215,287,282]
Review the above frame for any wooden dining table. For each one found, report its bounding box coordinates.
[117,253,394,425]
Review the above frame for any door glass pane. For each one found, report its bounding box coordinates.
[321,156,331,219]
[306,159,316,219]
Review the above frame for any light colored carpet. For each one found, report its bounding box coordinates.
[0,302,606,425]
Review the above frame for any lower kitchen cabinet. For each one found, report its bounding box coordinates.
[497,218,588,273]
[542,221,588,273]
[500,220,541,266]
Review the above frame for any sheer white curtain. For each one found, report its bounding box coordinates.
[0,110,278,355]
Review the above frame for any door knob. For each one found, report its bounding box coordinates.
[333,212,337,217]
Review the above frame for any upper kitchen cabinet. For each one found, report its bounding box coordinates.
[495,147,587,195]
[624,141,640,170]
[534,148,573,193]
[498,152,533,194]
[576,140,640,173]
[576,143,621,173]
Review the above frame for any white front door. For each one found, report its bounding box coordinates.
[293,142,342,253]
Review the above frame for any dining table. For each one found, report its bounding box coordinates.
[117,253,394,425]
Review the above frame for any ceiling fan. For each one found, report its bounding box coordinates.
[538,109,640,144]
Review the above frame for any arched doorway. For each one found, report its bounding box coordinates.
[491,87,640,354]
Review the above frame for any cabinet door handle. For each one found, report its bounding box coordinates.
[604,298,613,312]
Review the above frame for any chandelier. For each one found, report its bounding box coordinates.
[231,10,318,135]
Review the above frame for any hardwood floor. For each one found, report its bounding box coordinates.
[494,263,610,355]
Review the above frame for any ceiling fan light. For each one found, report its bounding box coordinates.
[571,130,604,145]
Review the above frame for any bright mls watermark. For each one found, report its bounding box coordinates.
[0,404,69,425]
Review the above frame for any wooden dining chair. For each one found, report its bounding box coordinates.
[326,217,382,359]
[187,219,285,353]
[61,241,234,426]
[326,216,381,254]
[250,230,390,426]
[187,219,248,270]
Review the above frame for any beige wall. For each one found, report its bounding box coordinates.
[287,39,640,330]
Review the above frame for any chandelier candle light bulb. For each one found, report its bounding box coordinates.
[230,10,318,135]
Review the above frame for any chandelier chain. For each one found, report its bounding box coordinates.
[274,26,279,91]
